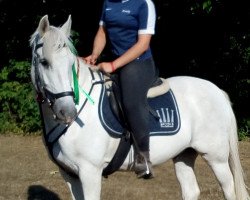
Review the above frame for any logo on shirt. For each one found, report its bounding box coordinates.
[122,9,131,14]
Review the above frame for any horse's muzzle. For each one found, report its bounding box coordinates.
[59,107,77,124]
[52,97,77,124]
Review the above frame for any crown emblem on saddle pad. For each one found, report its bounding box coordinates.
[156,108,174,128]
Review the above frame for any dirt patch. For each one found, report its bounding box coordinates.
[0,135,249,200]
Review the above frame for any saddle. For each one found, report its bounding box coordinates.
[106,74,170,126]
[102,74,170,177]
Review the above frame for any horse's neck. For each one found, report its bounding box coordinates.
[77,58,93,88]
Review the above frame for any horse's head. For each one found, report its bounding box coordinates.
[30,15,77,124]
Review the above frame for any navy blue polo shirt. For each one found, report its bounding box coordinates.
[100,0,156,60]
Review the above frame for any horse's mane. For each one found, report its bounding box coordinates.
[29,26,77,63]
[29,31,38,47]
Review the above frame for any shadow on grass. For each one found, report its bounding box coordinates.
[27,185,61,200]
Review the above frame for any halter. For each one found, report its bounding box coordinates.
[32,35,76,107]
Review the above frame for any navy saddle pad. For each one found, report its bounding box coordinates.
[98,86,181,138]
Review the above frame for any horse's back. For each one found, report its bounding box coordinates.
[167,76,232,112]
[166,76,235,148]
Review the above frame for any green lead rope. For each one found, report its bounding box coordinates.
[79,86,95,105]
[72,62,95,105]
[72,63,79,105]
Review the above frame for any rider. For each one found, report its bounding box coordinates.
[85,0,158,179]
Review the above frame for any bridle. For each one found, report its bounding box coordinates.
[32,34,76,108]
[31,34,104,125]
[31,34,105,176]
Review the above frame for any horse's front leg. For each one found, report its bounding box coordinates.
[78,162,103,200]
[61,162,102,200]
[60,169,84,200]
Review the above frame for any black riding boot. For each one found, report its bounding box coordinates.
[134,151,154,179]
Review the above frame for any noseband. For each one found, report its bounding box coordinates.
[32,35,76,107]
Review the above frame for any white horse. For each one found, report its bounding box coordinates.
[30,15,249,200]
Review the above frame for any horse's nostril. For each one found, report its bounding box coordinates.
[59,108,76,119]
[60,110,65,116]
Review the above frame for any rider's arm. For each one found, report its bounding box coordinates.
[112,34,152,69]
[85,25,106,65]
[92,26,106,60]
[97,34,152,73]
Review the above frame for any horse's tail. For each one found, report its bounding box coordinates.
[228,109,250,199]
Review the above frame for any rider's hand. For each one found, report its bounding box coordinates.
[98,62,116,73]
[84,54,98,65]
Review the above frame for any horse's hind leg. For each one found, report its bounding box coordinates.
[60,170,84,200]
[173,148,200,200]
[202,153,236,200]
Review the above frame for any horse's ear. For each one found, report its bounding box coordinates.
[38,15,50,37]
[61,15,72,37]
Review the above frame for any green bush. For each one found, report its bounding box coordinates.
[238,118,250,141]
[0,60,41,134]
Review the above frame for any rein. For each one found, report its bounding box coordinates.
[41,65,104,176]
[44,66,103,145]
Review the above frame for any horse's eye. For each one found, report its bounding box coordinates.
[57,43,66,50]
[40,59,49,67]
[59,43,66,48]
